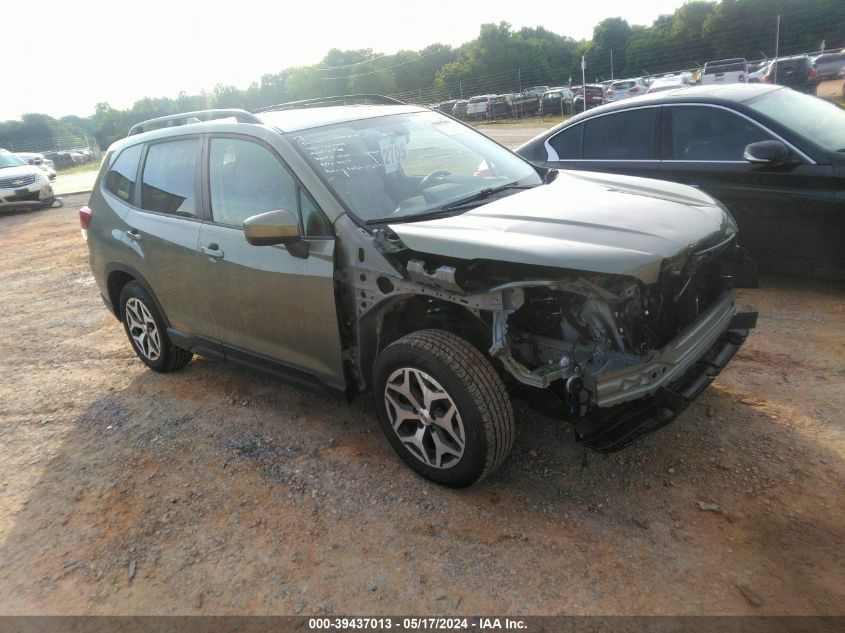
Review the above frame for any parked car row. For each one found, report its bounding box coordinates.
[42,147,96,169]
[710,51,845,95]
[437,75,690,121]
[14,152,57,180]
[435,86,569,120]
[430,47,845,124]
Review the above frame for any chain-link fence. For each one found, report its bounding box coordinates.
[4,135,102,169]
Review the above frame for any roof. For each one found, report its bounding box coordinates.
[110,103,426,154]
[257,104,425,133]
[772,54,811,61]
[704,58,747,66]
[566,83,783,122]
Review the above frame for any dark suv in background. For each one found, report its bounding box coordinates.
[512,86,548,117]
[811,51,845,82]
[762,55,817,93]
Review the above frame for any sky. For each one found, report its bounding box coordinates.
[4,0,690,122]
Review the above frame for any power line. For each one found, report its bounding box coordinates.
[317,54,387,71]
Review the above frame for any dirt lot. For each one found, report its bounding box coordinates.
[474,123,551,148]
[0,193,843,616]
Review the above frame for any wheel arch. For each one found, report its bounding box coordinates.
[355,294,491,393]
[104,263,170,326]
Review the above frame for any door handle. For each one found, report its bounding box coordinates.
[201,244,224,259]
[126,228,142,241]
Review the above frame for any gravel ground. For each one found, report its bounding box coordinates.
[0,194,843,616]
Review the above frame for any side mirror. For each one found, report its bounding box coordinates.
[743,140,789,166]
[243,209,309,258]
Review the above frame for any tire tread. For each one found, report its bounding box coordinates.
[385,329,514,484]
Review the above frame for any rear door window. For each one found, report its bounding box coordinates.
[666,106,774,161]
[140,139,200,217]
[582,108,657,160]
[104,144,142,202]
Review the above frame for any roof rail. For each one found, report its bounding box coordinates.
[254,94,404,113]
[127,109,262,136]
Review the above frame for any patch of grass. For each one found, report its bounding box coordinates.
[57,160,102,176]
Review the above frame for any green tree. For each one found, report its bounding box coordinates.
[590,17,632,79]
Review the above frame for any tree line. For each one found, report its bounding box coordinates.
[2,0,843,151]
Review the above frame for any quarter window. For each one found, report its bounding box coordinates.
[667,106,773,160]
[140,139,199,217]
[104,144,142,202]
[299,189,332,236]
[548,124,583,160]
[583,109,657,160]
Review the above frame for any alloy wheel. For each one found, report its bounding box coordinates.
[383,367,465,469]
[124,297,161,361]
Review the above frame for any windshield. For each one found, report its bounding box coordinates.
[748,89,845,152]
[291,111,542,223]
[0,152,26,169]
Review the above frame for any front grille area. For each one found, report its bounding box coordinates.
[2,191,40,202]
[0,173,37,189]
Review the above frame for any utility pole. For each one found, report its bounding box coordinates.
[773,14,781,84]
[518,68,522,93]
[610,50,614,81]
[581,56,586,112]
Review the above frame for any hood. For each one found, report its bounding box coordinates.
[0,164,44,181]
[389,171,736,284]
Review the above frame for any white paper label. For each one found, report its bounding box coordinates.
[379,136,407,174]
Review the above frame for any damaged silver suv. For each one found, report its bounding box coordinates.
[84,96,757,487]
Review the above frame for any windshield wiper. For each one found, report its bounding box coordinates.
[439,183,536,212]
[365,182,538,226]
[366,207,465,226]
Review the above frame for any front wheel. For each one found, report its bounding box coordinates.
[373,330,515,487]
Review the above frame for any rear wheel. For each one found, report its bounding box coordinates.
[119,281,192,372]
[373,330,515,487]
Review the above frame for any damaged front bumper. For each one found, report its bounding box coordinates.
[593,291,738,408]
[575,308,757,452]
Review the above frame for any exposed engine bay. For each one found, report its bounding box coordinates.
[342,223,757,446]
[501,260,728,390]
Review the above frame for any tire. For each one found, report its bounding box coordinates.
[373,329,515,487]
[119,281,192,372]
